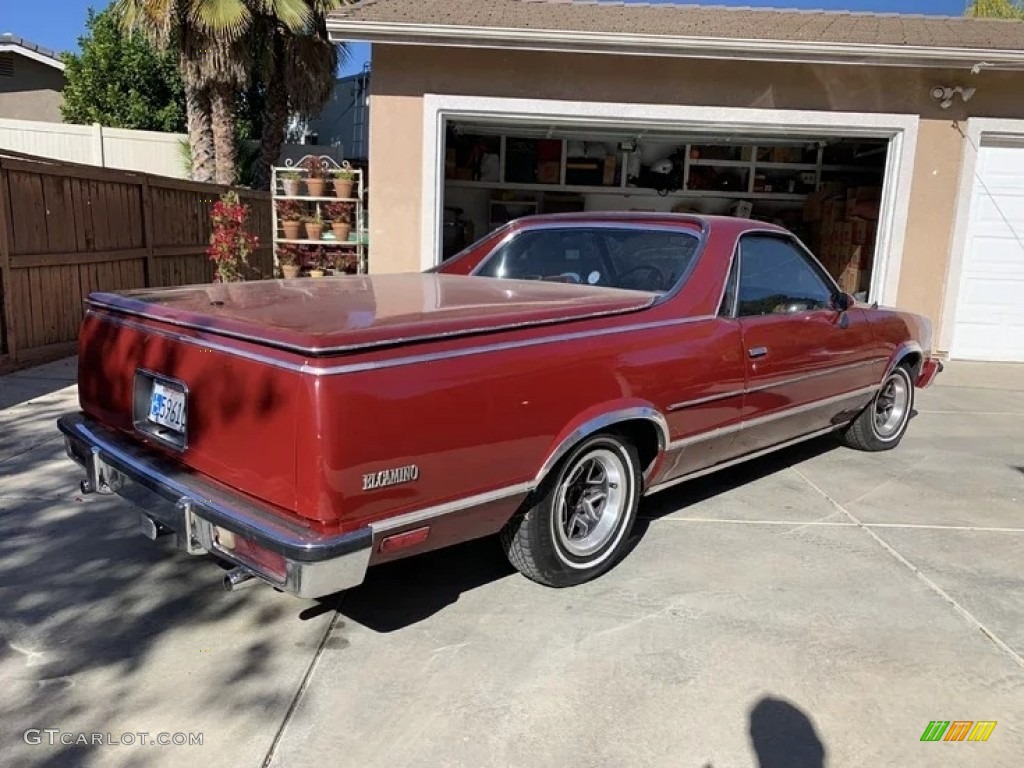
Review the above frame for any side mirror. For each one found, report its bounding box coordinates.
[834,292,854,312]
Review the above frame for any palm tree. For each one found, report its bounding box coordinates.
[115,0,324,185]
[252,1,346,188]
[965,0,1024,18]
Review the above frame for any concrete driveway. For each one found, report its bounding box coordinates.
[1,358,1021,767]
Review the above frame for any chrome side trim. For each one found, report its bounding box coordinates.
[667,389,744,412]
[667,358,886,412]
[534,406,671,484]
[91,311,308,373]
[645,424,844,496]
[665,384,879,451]
[369,482,533,534]
[90,309,718,378]
[305,314,718,376]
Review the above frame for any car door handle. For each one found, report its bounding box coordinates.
[748,346,769,359]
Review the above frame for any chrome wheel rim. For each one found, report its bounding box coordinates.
[555,449,626,557]
[873,373,910,438]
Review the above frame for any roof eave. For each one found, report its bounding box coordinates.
[0,43,65,72]
[326,21,1024,71]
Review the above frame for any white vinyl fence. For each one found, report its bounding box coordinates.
[0,118,187,178]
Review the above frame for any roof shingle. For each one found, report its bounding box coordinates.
[328,0,1024,52]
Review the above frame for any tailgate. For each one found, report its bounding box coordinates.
[76,308,303,515]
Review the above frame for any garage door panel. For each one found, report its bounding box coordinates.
[969,194,1024,232]
[951,143,1024,362]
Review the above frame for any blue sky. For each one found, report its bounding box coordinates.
[1,0,972,75]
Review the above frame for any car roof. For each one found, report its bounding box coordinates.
[510,211,788,236]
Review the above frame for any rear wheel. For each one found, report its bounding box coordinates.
[841,364,915,451]
[501,433,641,587]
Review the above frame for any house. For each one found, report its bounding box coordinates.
[0,34,65,122]
[327,0,1024,363]
[306,66,372,162]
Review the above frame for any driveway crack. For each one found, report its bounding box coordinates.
[790,467,1024,670]
[259,593,346,768]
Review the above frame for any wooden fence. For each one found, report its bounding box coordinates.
[0,150,272,370]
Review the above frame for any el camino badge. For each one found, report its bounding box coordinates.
[362,464,420,491]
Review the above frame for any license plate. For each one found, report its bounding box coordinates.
[148,382,186,433]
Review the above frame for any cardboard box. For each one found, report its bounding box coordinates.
[537,161,560,185]
[838,266,862,294]
[821,199,846,223]
[603,155,617,186]
[850,218,872,245]
[839,223,853,246]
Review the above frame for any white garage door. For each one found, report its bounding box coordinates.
[950,139,1024,362]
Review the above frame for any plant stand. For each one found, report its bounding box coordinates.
[271,156,368,277]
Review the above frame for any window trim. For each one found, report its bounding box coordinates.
[468,222,707,301]
[729,231,843,319]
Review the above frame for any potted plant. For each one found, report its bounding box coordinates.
[303,211,324,241]
[280,170,302,197]
[277,244,301,279]
[276,199,303,240]
[332,168,355,199]
[325,201,354,241]
[303,157,327,197]
[307,246,326,278]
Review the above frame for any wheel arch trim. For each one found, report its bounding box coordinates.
[533,406,669,486]
[884,341,924,380]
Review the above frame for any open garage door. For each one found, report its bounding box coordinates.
[439,118,891,302]
[950,137,1024,362]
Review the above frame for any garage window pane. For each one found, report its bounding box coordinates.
[474,227,700,294]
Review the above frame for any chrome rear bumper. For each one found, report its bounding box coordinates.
[57,412,372,598]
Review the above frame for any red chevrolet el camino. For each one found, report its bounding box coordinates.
[58,213,943,597]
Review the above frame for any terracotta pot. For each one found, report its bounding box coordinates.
[282,179,301,197]
[306,178,326,197]
[305,223,323,240]
[282,220,302,240]
[309,268,325,278]
[331,222,351,241]
[333,179,353,199]
[281,263,301,279]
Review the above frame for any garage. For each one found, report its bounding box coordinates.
[949,136,1024,362]
[439,117,891,301]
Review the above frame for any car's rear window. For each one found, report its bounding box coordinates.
[473,227,701,294]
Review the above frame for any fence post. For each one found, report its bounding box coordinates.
[92,123,105,167]
[140,176,157,287]
[0,160,17,359]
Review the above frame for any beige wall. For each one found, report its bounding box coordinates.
[368,44,1024,340]
[0,57,64,122]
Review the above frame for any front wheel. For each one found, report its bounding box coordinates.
[501,433,641,587]
[841,364,915,451]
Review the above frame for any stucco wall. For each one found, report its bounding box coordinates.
[368,44,1024,339]
[0,56,64,123]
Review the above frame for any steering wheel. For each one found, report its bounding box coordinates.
[617,264,667,291]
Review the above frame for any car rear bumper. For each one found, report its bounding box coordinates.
[57,412,372,598]
[916,357,944,389]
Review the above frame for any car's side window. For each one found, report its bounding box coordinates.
[736,236,835,317]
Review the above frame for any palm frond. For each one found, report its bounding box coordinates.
[262,0,315,32]
[189,0,251,40]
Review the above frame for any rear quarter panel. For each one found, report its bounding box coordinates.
[301,310,744,535]
[77,310,303,515]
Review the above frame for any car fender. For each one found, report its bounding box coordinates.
[533,400,670,487]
